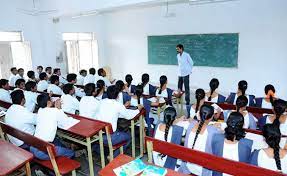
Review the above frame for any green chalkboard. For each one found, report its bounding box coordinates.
[148,33,239,67]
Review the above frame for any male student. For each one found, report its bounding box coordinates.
[14,79,26,91]
[84,68,97,85]
[45,67,52,78]
[94,85,142,157]
[30,94,75,160]
[47,75,63,95]
[53,68,68,85]
[76,69,87,85]
[0,79,12,103]
[67,73,85,97]
[61,83,80,114]
[35,65,43,80]
[37,72,49,92]
[27,70,37,82]
[5,90,37,148]
[9,67,18,87]
[24,81,38,112]
[97,68,112,87]
[16,68,25,81]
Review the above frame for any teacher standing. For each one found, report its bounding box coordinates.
[176,44,194,105]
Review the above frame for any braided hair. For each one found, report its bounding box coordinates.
[163,107,177,142]
[208,78,219,101]
[236,95,248,112]
[263,124,282,171]
[95,80,105,97]
[115,80,125,91]
[141,73,149,87]
[272,99,287,127]
[158,75,167,95]
[194,88,206,120]
[125,74,133,88]
[135,84,143,105]
[191,105,214,149]
[225,112,246,141]
[265,84,275,106]
[238,80,248,96]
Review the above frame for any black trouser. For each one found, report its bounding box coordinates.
[178,75,190,105]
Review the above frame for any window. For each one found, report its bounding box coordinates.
[63,33,99,73]
[0,31,32,79]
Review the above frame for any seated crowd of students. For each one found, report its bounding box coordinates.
[0,65,286,175]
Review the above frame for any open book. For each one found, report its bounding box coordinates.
[58,117,80,130]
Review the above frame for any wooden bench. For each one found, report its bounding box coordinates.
[0,122,80,176]
[145,136,286,176]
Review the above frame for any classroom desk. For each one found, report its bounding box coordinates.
[56,115,106,176]
[98,154,188,176]
[129,108,146,158]
[0,140,33,176]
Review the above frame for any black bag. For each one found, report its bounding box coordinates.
[117,118,131,132]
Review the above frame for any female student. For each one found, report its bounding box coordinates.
[0,79,12,103]
[95,80,108,100]
[24,81,38,112]
[250,124,287,173]
[224,95,257,129]
[47,75,63,95]
[115,80,131,106]
[155,75,180,106]
[258,99,287,135]
[93,85,142,157]
[226,80,255,107]
[179,105,220,176]
[190,88,206,120]
[205,78,226,103]
[79,83,100,119]
[255,84,277,109]
[37,72,49,92]
[130,85,159,136]
[125,74,136,94]
[61,83,80,114]
[153,107,184,170]
[141,73,156,96]
[30,94,75,160]
[212,112,253,176]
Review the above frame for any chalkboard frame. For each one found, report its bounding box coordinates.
[147,33,239,68]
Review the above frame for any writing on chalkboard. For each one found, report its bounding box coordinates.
[148,33,239,67]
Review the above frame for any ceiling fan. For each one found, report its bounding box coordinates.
[17,0,58,16]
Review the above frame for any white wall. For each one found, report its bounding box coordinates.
[0,0,45,69]
[102,0,287,99]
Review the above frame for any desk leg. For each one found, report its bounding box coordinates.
[25,162,31,176]
[180,96,183,116]
[139,115,143,157]
[86,137,94,176]
[131,120,135,158]
[99,130,105,168]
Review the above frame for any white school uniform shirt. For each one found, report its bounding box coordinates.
[0,88,12,103]
[79,96,100,118]
[98,76,111,87]
[5,104,37,146]
[76,75,85,85]
[117,92,124,104]
[156,88,168,98]
[83,74,95,85]
[34,107,68,142]
[186,129,209,176]
[24,91,38,112]
[143,84,150,95]
[205,95,219,103]
[222,142,239,176]
[74,86,85,98]
[61,94,80,114]
[37,80,49,92]
[9,74,18,87]
[177,51,194,77]
[95,99,139,132]
[59,76,68,85]
[47,84,63,95]
[130,97,143,106]
[261,99,273,109]
[266,116,287,136]
[258,150,287,173]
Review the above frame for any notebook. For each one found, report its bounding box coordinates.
[113,158,147,176]
[141,165,167,176]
